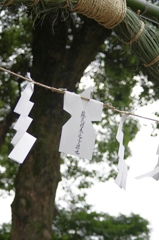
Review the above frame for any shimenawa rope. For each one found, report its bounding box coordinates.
[64,0,127,29]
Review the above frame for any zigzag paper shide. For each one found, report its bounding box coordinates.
[8,81,36,164]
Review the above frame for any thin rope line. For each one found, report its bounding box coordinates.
[0,66,159,123]
[103,103,159,123]
[0,67,66,94]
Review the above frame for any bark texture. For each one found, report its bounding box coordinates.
[10,13,111,240]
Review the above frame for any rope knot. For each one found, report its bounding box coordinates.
[66,0,127,29]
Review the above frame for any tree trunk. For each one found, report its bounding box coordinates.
[10,14,111,240]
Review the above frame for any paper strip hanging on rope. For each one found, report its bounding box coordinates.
[115,114,128,190]
[8,81,36,164]
[59,87,103,160]
[9,132,36,164]
[136,145,159,181]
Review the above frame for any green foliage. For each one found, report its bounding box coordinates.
[0,223,11,240]
[52,208,150,240]
[0,211,150,240]
[0,135,18,192]
[0,8,32,118]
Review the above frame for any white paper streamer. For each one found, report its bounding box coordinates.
[115,115,128,190]
[8,80,36,164]
[136,145,159,181]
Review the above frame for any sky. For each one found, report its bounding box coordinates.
[0,101,159,239]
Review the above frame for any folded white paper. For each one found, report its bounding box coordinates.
[11,117,33,145]
[115,162,128,190]
[59,87,103,160]
[115,115,128,190]
[8,81,36,164]
[8,132,36,164]
[136,145,159,181]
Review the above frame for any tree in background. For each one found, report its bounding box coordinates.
[1,1,158,239]
[52,210,149,240]
[0,211,149,240]
[0,210,150,240]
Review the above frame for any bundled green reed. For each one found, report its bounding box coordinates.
[114,8,159,82]
[1,0,159,81]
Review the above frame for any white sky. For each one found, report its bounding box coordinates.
[0,101,159,239]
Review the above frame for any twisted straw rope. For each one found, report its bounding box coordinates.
[69,0,127,29]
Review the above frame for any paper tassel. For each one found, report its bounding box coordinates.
[8,78,36,164]
[136,145,159,181]
[115,115,128,190]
